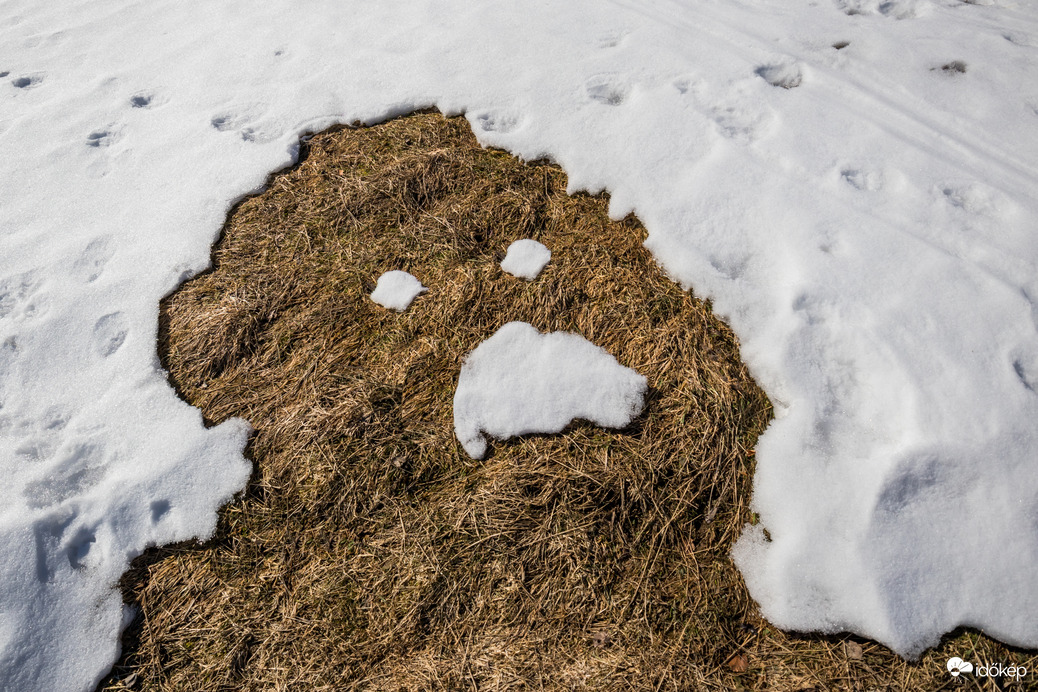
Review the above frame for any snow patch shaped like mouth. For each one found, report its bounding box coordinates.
[453,322,647,459]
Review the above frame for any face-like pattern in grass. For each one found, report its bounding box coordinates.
[103,113,1025,691]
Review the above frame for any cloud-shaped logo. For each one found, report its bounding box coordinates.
[947,657,974,676]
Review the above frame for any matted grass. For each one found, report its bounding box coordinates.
[99,112,1035,691]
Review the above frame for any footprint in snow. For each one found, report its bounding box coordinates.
[93,312,128,357]
[1012,353,1038,394]
[596,31,627,49]
[129,91,153,108]
[210,107,277,143]
[939,182,1000,216]
[838,0,925,19]
[756,62,803,89]
[0,271,41,320]
[841,168,883,191]
[933,61,967,75]
[72,236,115,283]
[584,75,629,106]
[150,499,171,524]
[25,441,109,509]
[472,110,521,135]
[11,73,43,89]
[33,512,105,580]
[86,130,115,148]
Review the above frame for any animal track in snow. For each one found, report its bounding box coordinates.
[596,31,627,49]
[72,236,114,283]
[93,312,128,357]
[935,61,967,74]
[86,130,114,148]
[150,499,171,523]
[129,91,153,108]
[0,271,40,321]
[0,71,8,78]
[709,252,750,280]
[584,75,629,106]
[210,105,277,143]
[15,435,59,464]
[11,73,42,89]
[832,41,851,50]
[837,0,925,19]
[33,514,104,581]
[841,168,883,191]
[473,110,521,134]
[66,527,97,570]
[1013,353,1038,394]
[672,77,693,95]
[938,182,1000,216]
[24,441,108,508]
[710,103,770,142]
[34,513,75,582]
[1003,33,1036,48]
[756,62,803,89]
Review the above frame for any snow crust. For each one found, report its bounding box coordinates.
[453,322,647,459]
[2,0,1038,687]
[370,270,427,311]
[500,239,551,280]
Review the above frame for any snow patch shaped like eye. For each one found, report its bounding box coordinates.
[369,270,427,312]
[500,239,551,281]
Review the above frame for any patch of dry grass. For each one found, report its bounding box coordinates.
[100,112,1035,691]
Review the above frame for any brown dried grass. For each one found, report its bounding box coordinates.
[99,112,1035,691]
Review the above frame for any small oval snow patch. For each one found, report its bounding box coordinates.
[370,270,427,311]
[500,239,551,280]
[453,321,647,459]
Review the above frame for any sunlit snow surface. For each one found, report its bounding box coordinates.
[453,322,647,459]
[1,0,1038,688]
[370,270,427,311]
[500,239,551,280]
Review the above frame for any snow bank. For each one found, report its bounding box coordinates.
[370,270,427,311]
[500,239,551,280]
[453,322,646,459]
[3,0,1038,687]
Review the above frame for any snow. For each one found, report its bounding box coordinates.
[2,0,1038,688]
[453,322,647,459]
[500,239,551,280]
[370,270,427,311]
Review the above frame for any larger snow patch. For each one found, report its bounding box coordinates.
[453,322,647,459]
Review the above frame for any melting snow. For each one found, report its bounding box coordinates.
[370,270,427,311]
[453,322,647,459]
[2,0,1038,688]
[500,239,551,280]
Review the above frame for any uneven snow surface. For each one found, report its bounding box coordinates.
[2,0,1038,688]
[453,322,647,459]
[500,239,551,280]
[370,270,427,311]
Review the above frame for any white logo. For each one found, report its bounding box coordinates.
[947,657,974,677]
[947,656,1028,681]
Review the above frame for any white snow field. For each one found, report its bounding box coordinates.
[1,0,1037,688]
[370,270,427,311]
[453,322,648,459]
[500,239,552,280]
